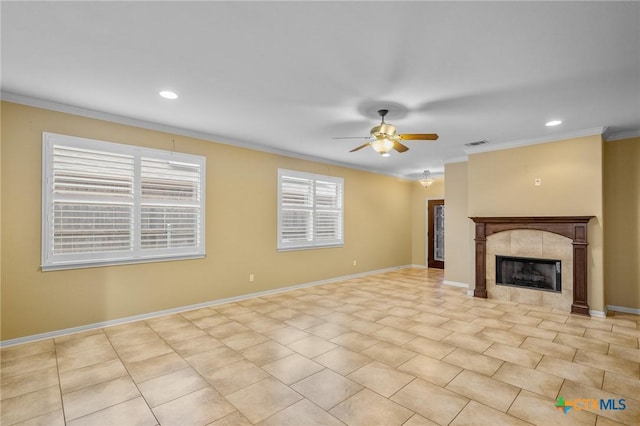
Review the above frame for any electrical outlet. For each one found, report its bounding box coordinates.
[249,274,255,282]
[353,260,357,266]
[534,178,542,186]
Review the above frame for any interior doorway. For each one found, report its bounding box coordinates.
[428,199,445,269]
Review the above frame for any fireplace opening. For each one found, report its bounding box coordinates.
[496,255,561,292]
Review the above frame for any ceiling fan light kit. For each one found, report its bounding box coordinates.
[337,109,439,156]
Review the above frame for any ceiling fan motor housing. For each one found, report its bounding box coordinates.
[371,123,397,139]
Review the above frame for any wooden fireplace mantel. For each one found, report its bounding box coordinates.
[469,216,595,316]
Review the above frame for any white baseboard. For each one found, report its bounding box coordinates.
[467,290,475,297]
[607,305,640,315]
[1,264,416,348]
[589,309,607,318]
[443,280,469,289]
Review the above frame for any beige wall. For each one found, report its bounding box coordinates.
[604,137,640,309]
[1,102,414,340]
[444,161,472,286]
[411,179,444,266]
[467,135,605,311]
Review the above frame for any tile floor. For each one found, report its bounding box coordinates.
[1,268,639,425]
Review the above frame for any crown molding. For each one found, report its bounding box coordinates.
[1,92,409,180]
[604,129,640,141]
[464,127,607,155]
[444,155,469,164]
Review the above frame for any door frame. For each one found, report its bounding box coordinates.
[427,198,445,269]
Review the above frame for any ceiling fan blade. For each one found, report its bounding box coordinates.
[393,141,409,152]
[349,142,371,152]
[398,133,439,141]
[332,136,371,140]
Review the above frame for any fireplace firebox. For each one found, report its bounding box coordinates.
[496,255,561,292]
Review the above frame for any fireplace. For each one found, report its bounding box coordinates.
[470,216,594,316]
[496,255,561,292]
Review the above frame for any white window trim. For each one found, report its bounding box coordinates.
[42,132,206,271]
[277,168,344,251]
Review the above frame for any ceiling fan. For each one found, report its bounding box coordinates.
[334,109,439,156]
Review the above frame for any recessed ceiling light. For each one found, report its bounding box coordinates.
[159,90,178,100]
[545,120,562,127]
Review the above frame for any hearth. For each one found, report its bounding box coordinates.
[496,255,561,292]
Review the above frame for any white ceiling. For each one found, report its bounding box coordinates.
[2,1,639,179]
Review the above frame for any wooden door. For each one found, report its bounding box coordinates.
[428,199,445,269]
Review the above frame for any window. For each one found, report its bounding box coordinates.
[277,169,343,250]
[42,132,205,270]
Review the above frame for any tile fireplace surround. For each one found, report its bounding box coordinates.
[470,217,594,316]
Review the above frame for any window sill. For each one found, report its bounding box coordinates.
[277,244,344,252]
[41,253,206,272]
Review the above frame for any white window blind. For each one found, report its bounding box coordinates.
[278,169,343,250]
[42,132,205,270]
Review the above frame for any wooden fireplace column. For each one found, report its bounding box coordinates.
[469,216,594,316]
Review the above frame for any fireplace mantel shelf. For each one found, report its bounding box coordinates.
[470,216,595,316]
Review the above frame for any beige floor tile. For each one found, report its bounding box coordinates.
[153,387,236,426]
[554,333,609,354]
[126,352,189,383]
[170,334,224,358]
[258,399,344,426]
[397,354,462,386]
[526,310,569,324]
[1,340,54,361]
[470,317,513,331]
[0,385,62,425]
[285,314,326,330]
[66,396,156,426]
[1,351,57,379]
[371,326,416,345]
[403,413,440,426]
[446,370,520,412]
[179,307,216,320]
[103,321,154,338]
[508,390,596,426]
[612,324,640,339]
[287,335,338,358]
[115,337,174,363]
[608,344,640,363]
[157,323,208,344]
[107,328,160,350]
[57,346,118,374]
[408,323,453,340]
[331,388,413,426]
[596,416,628,426]
[574,350,639,377]
[475,327,527,347]
[501,312,543,327]
[146,313,191,332]
[138,367,208,407]
[313,347,372,375]
[186,346,243,373]
[361,341,417,367]
[584,329,638,348]
[536,355,604,388]
[1,367,58,400]
[443,348,503,376]
[62,376,139,421]
[441,319,485,335]
[347,318,387,334]
[263,353,324,385]
[55,333,112,357]
[560,380,640,425]
[205,321,251,339]
[484,343,543,368]
[390,378,468,425]
[353,309,392,322]
[11,408,66,426]
[510,324,558,340]
[468,306,505,319]
[602,371,640,400]
[348,361,414,397]
[566,316,613,332]
[245,317,288,334]
[226,378,303,424]
[292,369,362,410]
[190,313,230,329]
[450,400,533,426]
[442,332,493,353]
[330,331,381,352]
[265,325,310,345]
[493,362,564,398]
[59,358,127,394]
[538,320,586,336]
[220,330,268,351]
[403,336,456,359]
[202,359,269,395]
[240,340,294,366]
[520,336,576,361]
[208,411,253,426]
[412,312,449,326]
[377,315,422,331]
[305,322,349,339]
